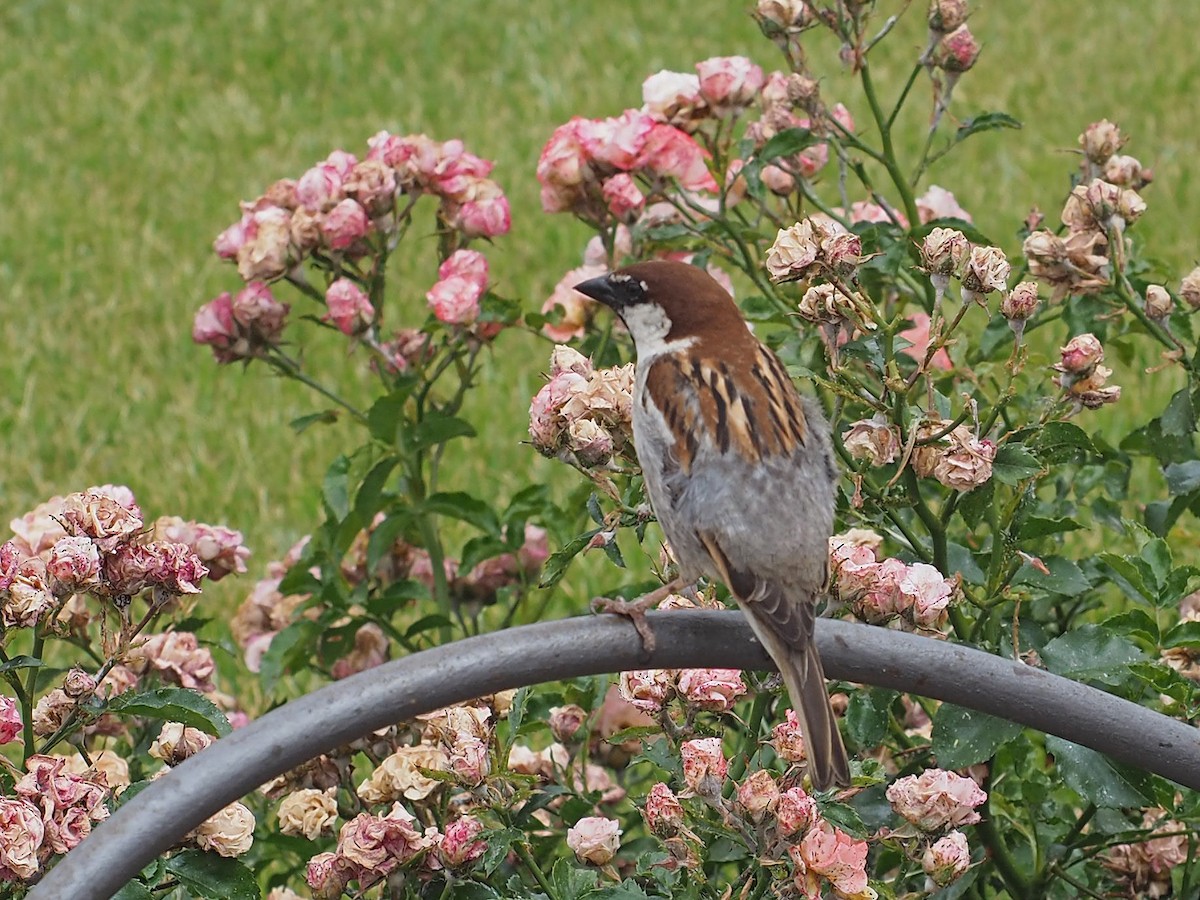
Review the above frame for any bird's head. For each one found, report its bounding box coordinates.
[573,260,750,353]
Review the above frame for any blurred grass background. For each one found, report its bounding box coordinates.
[1,0,1199,618]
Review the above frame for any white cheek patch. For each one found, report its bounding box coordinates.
[622,303,695,362]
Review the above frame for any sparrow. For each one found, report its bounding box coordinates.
[574,259,850,790]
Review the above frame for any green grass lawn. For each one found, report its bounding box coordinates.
[2,0,1200,617]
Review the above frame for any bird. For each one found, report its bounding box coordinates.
[573,259,850,790]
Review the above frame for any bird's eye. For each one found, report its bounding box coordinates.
[610,273,648,304]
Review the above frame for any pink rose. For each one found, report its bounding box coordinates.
[643,782,685,836]
[542,264,605,342]
[924,830,971,886]
[343,159,397,216]
[579,109,656,172]
[213,212,255,260]
[617,669,673,713]
[886,768,987,830]
[323,149,359,179]
[680,737,727,797]
[193,292,238,359]
[637,124,718,191]
[47,535,102,592]
[641,70,706,129]
[537,118,592,212]
[306,851,356,900]
[296,162,345,211]
[130,631,216,692]
[696,55,765,111]
[0,541,19,591]
[917,184,973,224]
[735,769,780,820]
[0,696,22,744]
[323,279,375,336]
[236,206,294,282]
[0,798,44,879]
[771,708,808,763]
[792,819,871,897]
[448,734,490,785]
[776,785,818,836]
[447,179,511,237]
[566,816,621,865]
[154,519,249,582]
[601,174,645,222]
[426,278,483,326]
[676,668,747,712]
[337,805,429,874]
[900,563,955,629]
[900,313,953,371]
[321,198,371,250]
[439,815,486,868]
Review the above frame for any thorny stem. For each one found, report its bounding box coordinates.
[265,351,368,423]
[515,840,559,898]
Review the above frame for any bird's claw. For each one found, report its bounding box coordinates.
[591,596,657,653]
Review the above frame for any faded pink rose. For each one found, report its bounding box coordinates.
[0,797,44,879]
[643,782,685,837]
[777,785,818,836]
[1058,332,1104,375]
[426,249,489,326]
[323,279,375,336]
[680,737,727,797]
[152,518,249,582]
[448,734,490,785]
[696,55,765,111]
[842,416,901,466]
[236,205,294,282]
[343,159,397,216]
[448,180,511,237]
[617,669,674,713]
[637,124,718,191]
[193,292,238,358]
[439,815,486,868]
[932,24,980,72]
[306,851,357,900]
[579,109,656,172]
[321,198,371,250]
[916,185,973,223]
[337,805,430,874]
[641,70,706,128]
[886,768,987,831]
[60,489,143,550]
[900,563,955,629]
[601,173,645,222]
[0,696,22,744]
[149,721,215,766]
[330,623,389,680]
[47,536,102,593]
[924,830,971,886]
[792,819,871,898]
[676,668,747,711]
[736,769,780,819]
[537,118,592,212]
[567,816,621,865]
[771,708,808,763]
[4,558,56,627]
[213,211,254,260]
[542,264,605,342]
[130,631,216,692]
[296,162,345,211]
[847,200,908,228]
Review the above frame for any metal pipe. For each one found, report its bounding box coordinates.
[28,611,1200,899]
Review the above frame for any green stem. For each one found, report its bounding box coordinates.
[515,841,559,899]
[887,63,924,131]
[859,62,920,228]
[266,352,367,423]
[726,690,771,792]
[20,633,44,761]
[977,786,1032,898]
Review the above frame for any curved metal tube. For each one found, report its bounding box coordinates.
[30,611,1200,899]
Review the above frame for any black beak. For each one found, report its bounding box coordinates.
[573,274,621,309]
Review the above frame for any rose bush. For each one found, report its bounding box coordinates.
[8,1,1200,898]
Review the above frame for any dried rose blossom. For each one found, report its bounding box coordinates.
[567,816,621,865]
[735,769,781,820]
[777,785,818,836]
[886,768,987,830]
[439,815,486,868]
[1144,284,1174,321]
[643,782,686,837]
[676,668,747,711]
[1079,119,1124,166]
[791,819,871,898]
[842,416,901,466]
[149,722,214,766]
[323,278,375,336]
[548,704,588,743]
[617,669,674,713]
[681,737,727,798]
[277,788,338,840]
[924,830,971,886]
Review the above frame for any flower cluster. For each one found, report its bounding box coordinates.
[1102,808,1189,898]
[1052,332,1121,411]
[196,132,510,363]
[528,346,635,468]
[831,533,958,632]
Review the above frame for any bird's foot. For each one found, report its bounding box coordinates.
[591,594,660,653]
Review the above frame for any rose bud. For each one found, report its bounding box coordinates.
[566,816,621,866]
[932,24,980,72]
[927,0,967,33]
[1144,284,1174,321]
[920,227,970,294]
[821,231,862,276]
[924,830,972,886]
[1001,281,1039,340]
[776,785,818,836]
[1103,154,1144,188]
[1181,266,1200,310]
[735,769,780,820]
[62,667,98,700]
[1058,332,1104,375]
[756,0,814,34]
[643,783,685,837]
[323,279,375,336]
[960,244,1010,302]
[842,416,901,466]
[1079,119,1124,166]
[680,737,727,798]
[771,708,808,763]
[321,198,371,251]
[439,815,486,868]
[548,704,588,743]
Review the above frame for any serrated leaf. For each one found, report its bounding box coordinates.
[1040,625,1145,685]
[322,454,352,521]
[1165,460,1200,495]
[632,736,683,778]
[1162,619,1200,650]
[845,688,896,748]
[538,530,598,589]
[947,542,987,586]
[258,619,323,693]
[367,383,415,445]
[991,444,1043,485]
[1032,421,1097,463]
[604,725,663,745]
[112,881,155,900]
[932,703,1023,769]
[1014,555,1091,596]
[1102,608,1159,645]
[107,688,231,737]
[479,827,523,875]
[164,850,259,900]
[955,111,1022,143]
[410,412,476,451]
[757,126,818,162]
[1045,736,1149,808]
[423,491,500,536]
[507,686,530,740]
[289,410,338,433]
[956,479,994,530]
[1162,388,1197,436]
[1098,552,1156,603]
[446,883,502,900]
[1015,515,1082,540]
[552,858,600,900]
[819,801,869,838]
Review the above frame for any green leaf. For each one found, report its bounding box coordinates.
[604,725,663,745]
[1098,552,1156,603]
[552,858,599,900]
[112,880,155,900]
[1015,515,1082,540]
[1161,388,1197,437]
[1032,421,1096,463]
[1102,608,1159,645]
[845,688,896,748]
[1014,555,1091,596]
[820,801,869,838]
[991,444,1043,485]
[164,850,260,900]
[592,884,654,900]
[632,736,683,778]
[289,410,338,433]
[367,382,415,445]
[1165,460,1200,495]
[1040,625,1145,685]
[366,511,413,573]
[954,111,1022,143]
[405,613,454,639]
[1045,736,1149,808]
[507,686,530,743]
[107,688,231,737]
[947,542,987,586]
[322,454,352,520]
[539,530,599,589]
[1162,619,1200,650]
[423,491,500,536]
[446,883,502,900]
[354,455,400,520]
[479,827,523,876]
[956,480,994,530]
[757,126,818,162]
[0,655,42,674]
[409,412,476,451]
[932,703,1023,769]
[258,619,323,694]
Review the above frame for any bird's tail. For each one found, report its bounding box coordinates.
[777,639,851,792]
